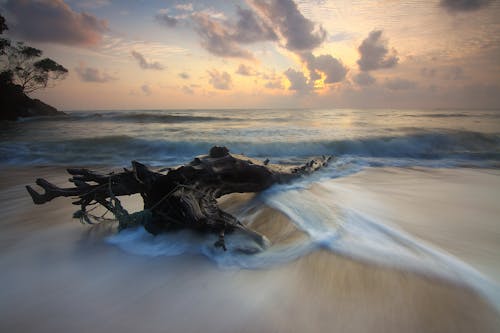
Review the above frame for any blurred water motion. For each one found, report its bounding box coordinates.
[0,166,499,332]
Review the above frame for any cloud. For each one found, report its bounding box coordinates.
[440,0,491,12]
[175,3,194,12]
[198,8,227,20]
[236,64,257,76]
[303,53,348,84]
[189,0,331,62]
[208,69,232,90]
[161,1,348,92]
[443,66,466,80]
[192,13,254,59]
[249,0,326,51]
[182,85,194,94]
[265,79,283,89]
[141,84,152,95]
[384,78,417,91]
[329,32,353,43]
[191,6,278,59]
[261,71,284,89]
[280,53,348,95]
[284,68,312,93]
[178,72,190,79]
[232,7,277,43]
[155,11,178,28]
[131,50,164,70]
[100,35,187,59]
[75,0,111,9]
[420,67,437,78]
[353,72,376,86]
[192,0,324,58]
[233,1,346,89]
[75,63,116,82]
[4,0,108,46]
[357,30,399,71]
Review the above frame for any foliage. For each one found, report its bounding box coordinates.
[0,14,6,34]
[0,38,9,55]
[0,14,8,55]
[6,42,68,93]
[0,69,12,84]
[0,13,68,93]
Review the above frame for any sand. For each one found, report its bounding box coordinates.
[330,167,500,283]
[0,166,499,333]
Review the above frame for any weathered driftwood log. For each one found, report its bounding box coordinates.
[26,146,331,252]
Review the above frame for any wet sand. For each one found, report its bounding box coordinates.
[330,167,500,283]
[0,166,499,332]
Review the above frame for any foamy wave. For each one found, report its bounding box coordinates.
[401,112,500,119]
[261,182,500,309]
[106,225,313,269]
[19,112,240,123]
[1,130,499,167]
[101,112,238,123]
[106,174,500,309]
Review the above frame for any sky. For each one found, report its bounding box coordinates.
[1,0,500,110]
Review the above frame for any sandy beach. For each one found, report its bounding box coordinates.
[0,166,499,333]
[2,0,500,331]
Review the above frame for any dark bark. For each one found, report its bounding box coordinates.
[26,146,331,251]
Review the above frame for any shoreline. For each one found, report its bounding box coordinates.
[329,166,500,283]
[0,166,499,332]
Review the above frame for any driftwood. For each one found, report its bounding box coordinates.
[26,146,331,252]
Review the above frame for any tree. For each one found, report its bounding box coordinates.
[6,42,68,93]
[0,14,9,55]
[0,13,68,93]
[0,14,6,34]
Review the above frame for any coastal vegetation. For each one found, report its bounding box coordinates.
[0,13,67,120]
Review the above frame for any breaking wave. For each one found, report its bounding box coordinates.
[106,175,500,309]
[17,112,239,123]
[1,130,499,167]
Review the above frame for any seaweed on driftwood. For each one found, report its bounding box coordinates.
[26,146,331,252]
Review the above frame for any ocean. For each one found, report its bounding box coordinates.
[1,109,499,332]
[1,108,499,168]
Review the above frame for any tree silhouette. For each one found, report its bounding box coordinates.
[0,13,68,93]
[0,14,6,34]
[0,14,9,55]
[6,42,68,93]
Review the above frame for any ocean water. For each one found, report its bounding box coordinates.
[2,108,500,309]
[1,108,499,168]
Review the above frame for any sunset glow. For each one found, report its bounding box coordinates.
[1,0,499,110]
